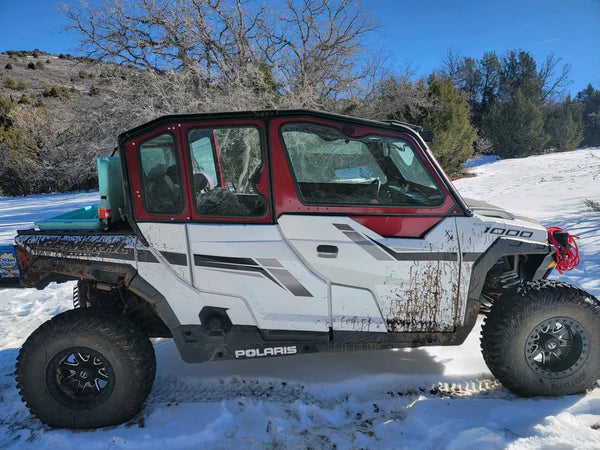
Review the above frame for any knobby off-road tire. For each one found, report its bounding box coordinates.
[481,280,600,397]
[16,308,156,428]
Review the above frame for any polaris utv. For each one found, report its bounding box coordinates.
[1,110,598,429]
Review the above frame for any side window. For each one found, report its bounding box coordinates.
[280,123,444,207]
[139,134,184,215]
[188,127,267,217]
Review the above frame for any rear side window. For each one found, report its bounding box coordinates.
[139,134,184,215]
[280,123,444,207]
[187,127,267,217]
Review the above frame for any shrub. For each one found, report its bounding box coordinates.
[3,77,17,89]
[46,59,51,64]
[35,61,44,69]
[18,94,31,105]
[4,63,12,70]
[42,86,70,98]
[16,80,28,90]
[27,62,35,70]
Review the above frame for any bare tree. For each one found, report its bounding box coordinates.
[259,0,380,101]
[62,0,382,104]
[538,53,572,102]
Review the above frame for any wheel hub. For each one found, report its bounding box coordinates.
[525,317,589,379]
[46,347,115,406]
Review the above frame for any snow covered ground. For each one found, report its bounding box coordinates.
[0,149,599,448]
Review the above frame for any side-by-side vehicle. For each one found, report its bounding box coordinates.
[1,110,597,428]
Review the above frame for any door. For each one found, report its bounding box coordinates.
[271,117,467,333]
[180,120,330,336]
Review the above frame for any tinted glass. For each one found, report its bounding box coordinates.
[139,134,184,215]
[188,127,267,217]
[281,123,444,207]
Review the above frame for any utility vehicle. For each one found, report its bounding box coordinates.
[1,110,598,429]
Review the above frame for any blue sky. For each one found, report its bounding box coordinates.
[0,0,598,95]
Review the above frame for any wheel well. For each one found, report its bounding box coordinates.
[75,279,172,338]
[479,253,551,312]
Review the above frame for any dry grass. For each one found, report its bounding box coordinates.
[584,199,600,212]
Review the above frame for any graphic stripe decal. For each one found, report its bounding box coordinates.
[137,249,158,263]
[193,257,283,288]
[462,253,481,262]
[334,223,482,262]
[333,224,393,261]
[257,258,283,268]
[368,237,459,261]
[160,250,187,266]
[193,254,312,297]
[268,268,313,297]
[194,254,258,266]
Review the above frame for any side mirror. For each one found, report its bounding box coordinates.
[420,130,434,143]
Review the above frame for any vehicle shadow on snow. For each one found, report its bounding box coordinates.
[148,339,505,405]
[0,348,593,448]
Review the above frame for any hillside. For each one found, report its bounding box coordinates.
[0,149,598,448]
[0,50,123,101]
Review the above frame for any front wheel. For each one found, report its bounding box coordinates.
[481,280,600,396]
[16,308,156,428]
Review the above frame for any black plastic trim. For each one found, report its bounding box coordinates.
[468,237,553,301]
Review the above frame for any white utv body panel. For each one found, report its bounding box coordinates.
[135,208,549,335]
[136,222,330,332]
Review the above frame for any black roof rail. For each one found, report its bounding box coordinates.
[382,120,423,132]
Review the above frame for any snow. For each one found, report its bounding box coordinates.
[462,154,502,168]
[1,149,599,448]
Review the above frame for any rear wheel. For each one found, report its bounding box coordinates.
[481,280,600,396]
[16,308,156,428]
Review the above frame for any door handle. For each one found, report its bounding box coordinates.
[317,245,338,258]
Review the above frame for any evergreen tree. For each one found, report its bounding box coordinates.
[483,89,549,157]
[543,98,583,151]
[419,76,477,172]
[478,52,502,124]
[575,84,600,147]
[499,51,543,103]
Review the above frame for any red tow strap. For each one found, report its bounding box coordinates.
[547,226,580,274]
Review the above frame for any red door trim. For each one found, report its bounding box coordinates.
[126,124,193,222]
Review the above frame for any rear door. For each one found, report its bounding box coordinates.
[270,116,468,334]
[181,120,329,336]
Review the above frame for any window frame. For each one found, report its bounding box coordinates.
[277,120,447,210]
[135,129,188,218]
[183,121,272,223]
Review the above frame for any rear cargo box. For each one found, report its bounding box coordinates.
[35,205,101,231]
[33,156,124,231]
